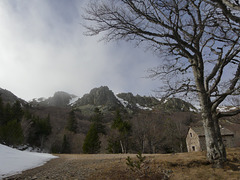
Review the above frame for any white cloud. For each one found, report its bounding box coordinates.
[0,0,160,101]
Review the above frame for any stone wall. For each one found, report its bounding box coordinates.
[186,128,201,152]
[222,135,234,148]
[186,128,234,152]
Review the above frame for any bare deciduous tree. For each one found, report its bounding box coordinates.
[209,0,240,23]
[83,0,240,166]
[131,112,164,153]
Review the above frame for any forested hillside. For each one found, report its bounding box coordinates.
[0,86,239,154]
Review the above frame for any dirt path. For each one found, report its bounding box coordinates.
[4,154,137,180]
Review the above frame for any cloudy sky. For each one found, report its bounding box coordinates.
[0,0,161,101]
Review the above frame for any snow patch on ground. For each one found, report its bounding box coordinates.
[0,144,57,179]
[15,145,43,152]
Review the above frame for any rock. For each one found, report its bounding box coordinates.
[31,175,37,179]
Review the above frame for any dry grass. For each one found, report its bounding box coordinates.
[89,148,240,180]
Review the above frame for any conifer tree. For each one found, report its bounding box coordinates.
[83,108,105,153]
[110,110,131,153]
[61,134,71,153]
[82,123,101,154]
[0,97,4,125]
[66,110,77,133]
[0,119,24,145]
[91,108,105,135]
[12,100,24,122]
[0,100,24,145]
[28,114,52,148]
[4,103,12,124]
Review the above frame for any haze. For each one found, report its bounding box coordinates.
[0,0,160,101]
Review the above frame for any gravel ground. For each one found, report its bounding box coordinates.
[3,154,137,180]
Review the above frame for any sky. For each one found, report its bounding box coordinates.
[0,0,161,101]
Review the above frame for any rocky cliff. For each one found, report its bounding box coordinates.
[75,86,120,107]
[30,91,78,107]
[0,88,26,105]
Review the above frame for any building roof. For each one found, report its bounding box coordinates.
[191,126,234,137]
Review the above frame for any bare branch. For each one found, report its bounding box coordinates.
[212,62,240,109]
[217,108,240,118]
[210,0,240,23]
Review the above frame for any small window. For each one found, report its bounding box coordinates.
[190,133,192,137]
[192,146,195,151]
[223,139,227,146]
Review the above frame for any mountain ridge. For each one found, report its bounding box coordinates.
[27,86,198,114]
[0,88,27,105]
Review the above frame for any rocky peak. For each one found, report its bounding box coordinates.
[0,88,26,105]
[50,91,77,107]
[30,91,77,107]
[75,86,120,107]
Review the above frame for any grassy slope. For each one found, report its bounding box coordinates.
[89,148,240,180]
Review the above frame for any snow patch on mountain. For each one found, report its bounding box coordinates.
[192,105,239,113]
[190,107,198,112]
[217,106,238,112]
[163,99,168,103]
[136,103,153,110]
[115,95,129,107]
[68,96,79,106]
[32,97,47,103]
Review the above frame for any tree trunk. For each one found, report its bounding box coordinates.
[193,65,227,167]
[40,136,45,150]
[120,140,124,153]
[142,139,145,153]
[152,145,156,154]
[202,107,226,167]
[148,139,153,154]
[213,117,227,162]
[180,141,183,153]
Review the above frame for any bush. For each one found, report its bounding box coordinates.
[126,153,172,179]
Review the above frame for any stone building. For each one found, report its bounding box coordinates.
[186,126,234,152]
